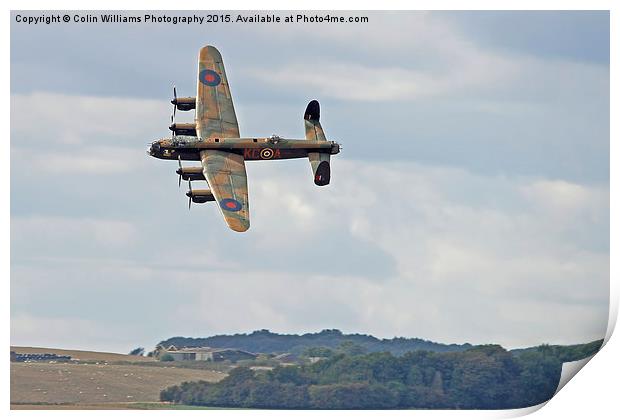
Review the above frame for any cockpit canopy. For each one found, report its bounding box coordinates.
[268,135,282,144]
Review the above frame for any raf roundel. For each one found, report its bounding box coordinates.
[220,198,243,212]
[199,69,221,86]
[260,148,274,159]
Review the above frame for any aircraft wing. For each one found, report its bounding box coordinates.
[200,150,250,232]
[196,45,240,139]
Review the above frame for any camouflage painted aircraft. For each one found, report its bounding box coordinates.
[148,45,340,232]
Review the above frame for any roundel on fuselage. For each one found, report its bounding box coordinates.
[260,148,275,159]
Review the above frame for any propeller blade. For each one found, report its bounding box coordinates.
[187,178,193,209]
[172,85,178,120]
[178,155,183,187]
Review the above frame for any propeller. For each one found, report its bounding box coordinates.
[169,86,178,138]
[177,155,183,187]
[187,178,193,209]
[171,85,178,119]
[170,114,177,138]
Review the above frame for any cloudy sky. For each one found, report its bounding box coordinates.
[10,11,609,352]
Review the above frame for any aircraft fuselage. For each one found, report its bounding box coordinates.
[148,136,340,162]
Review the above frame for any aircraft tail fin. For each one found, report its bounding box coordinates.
[308,152,330,186]
[304,100,327,141]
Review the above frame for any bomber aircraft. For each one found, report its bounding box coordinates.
[148,45,340,232]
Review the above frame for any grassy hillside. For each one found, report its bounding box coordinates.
[10,347,225,409]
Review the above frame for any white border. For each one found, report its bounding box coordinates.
[4,1,616,419]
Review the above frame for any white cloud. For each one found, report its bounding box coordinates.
[11,92,169,146]
[10,314,147,353]
[246,55,516,102]
[241,13,520,101]
[247,49,606,104]
[245,13,606,103]
[521,179,607,220]
[11,158,608,350]
[11,92,167,175]
[250,63,431,101]
[241,160,609,347]
[12,146,149,175]
[12,216,138,249]
[9,89,608,352]
[9,13,609,352]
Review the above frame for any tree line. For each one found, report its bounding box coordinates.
[157,329,472,356]
[160,339,601,409]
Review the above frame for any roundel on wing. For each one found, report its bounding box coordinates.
[220,198,242,212]
[260,148,274,159]
[199,69,221,86]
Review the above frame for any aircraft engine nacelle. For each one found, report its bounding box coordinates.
[169,122,197,137]
[176,166,205,182]
[171,97,196,111]
[186,188,215,204]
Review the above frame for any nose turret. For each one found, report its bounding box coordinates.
[147,141,161,157]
